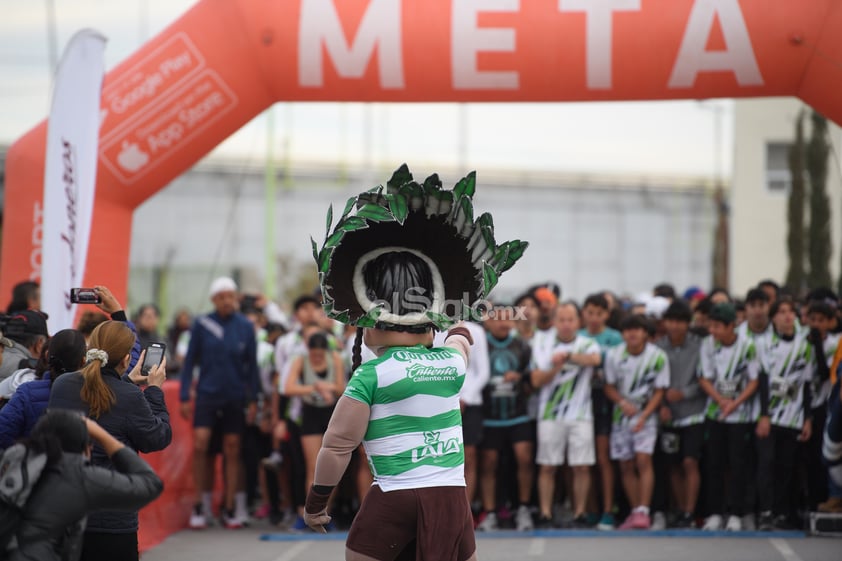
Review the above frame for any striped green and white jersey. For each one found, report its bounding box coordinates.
[343,344,467,492]
[759,330,816,430]
[699,332,759,423]
[812,333,840,408]
[736,322,772,421]
[605,343,670,428]
[537,335,599,422]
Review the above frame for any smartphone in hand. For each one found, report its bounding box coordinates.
[142,342,166,374]
[70,288,102,304]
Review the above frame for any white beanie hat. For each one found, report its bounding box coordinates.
[209,277,238,298]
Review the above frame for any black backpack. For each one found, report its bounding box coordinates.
[0,444,47,552]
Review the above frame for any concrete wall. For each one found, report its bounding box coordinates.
[730,98,842,297]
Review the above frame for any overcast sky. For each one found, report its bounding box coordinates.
[0,0,736,179]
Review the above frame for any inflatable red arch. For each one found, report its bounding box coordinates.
[3,0,842,303]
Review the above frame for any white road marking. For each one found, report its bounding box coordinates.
[769,538,804,561]
[528,538,546,556]
[273,541,311,561]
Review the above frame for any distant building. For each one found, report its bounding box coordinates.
[129,161,714,315]
[730,98,842,297]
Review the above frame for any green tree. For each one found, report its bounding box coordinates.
[807,111,832,289]
[785,111,806,291]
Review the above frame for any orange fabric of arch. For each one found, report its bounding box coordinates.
[4,0,842,304]
[3,0,841,550]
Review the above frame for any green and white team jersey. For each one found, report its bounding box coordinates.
[699,332,759,423]
[530,327,559,371]
[812,333,840,408]
[759,330,816,430]
[343,344,467,492]
[538,335,600,422]
[605,343,670,428]
[736,322,772,421]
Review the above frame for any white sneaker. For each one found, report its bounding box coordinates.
[222,509,243,529]
[741,514,756,531]
[725,515,742,531]
[516,505,534,531]
[235,506,250,527]
[651,511,667,530]
[702,514,723,531]
[477,511,499,532]
[189,505,207,530]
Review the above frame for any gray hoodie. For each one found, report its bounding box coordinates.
[656,332,705,424]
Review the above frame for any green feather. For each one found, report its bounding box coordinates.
[387,164,413,194]
[453,171,476,200]
[482,262,499,295]
[388,193,409,225]
[325,204,333,236]
[341,196,356,220]
[310,237,319,265]
[356,203,395,222]
[337,216,369,233]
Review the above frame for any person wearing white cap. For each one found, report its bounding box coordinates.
[179,276,260,530]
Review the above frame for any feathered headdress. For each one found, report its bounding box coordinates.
[313,164,528,332]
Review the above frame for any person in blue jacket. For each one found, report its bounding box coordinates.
[179,276,260,529]
[0,329,86,449]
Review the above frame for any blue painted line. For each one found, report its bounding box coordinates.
[259,529,806,542]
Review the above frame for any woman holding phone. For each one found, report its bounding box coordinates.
[48,320,171,561]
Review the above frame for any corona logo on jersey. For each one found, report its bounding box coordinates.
[4,0,842,303]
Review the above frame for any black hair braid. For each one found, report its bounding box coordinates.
[351,328,364,372]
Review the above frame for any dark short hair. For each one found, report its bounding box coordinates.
[583,293,609,310]
[293,294,321,312]
[653,283,676,300]
[757,279,780,295]
[808,301,836,320]
[7,281,40,314]
[805,287,838,305]
[663,300,693,323]
[745,288,770,304]
[769,297,795,318]
[619,314,650,332]
[695,297,713,315]
[307,332,330,350]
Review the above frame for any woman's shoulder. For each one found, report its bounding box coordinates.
[49,371,83,394]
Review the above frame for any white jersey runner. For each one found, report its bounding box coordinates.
[537,335,600,423]
[813,332,840,409]
[759,330,816,430]
[343,344,467,492]
[605,342,670,429]
[698,331,759,423]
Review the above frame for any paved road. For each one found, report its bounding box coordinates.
[142,525,840,561]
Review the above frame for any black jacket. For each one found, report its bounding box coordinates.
[9,448,163,561]
[47,368,171,533]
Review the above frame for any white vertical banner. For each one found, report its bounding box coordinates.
[41,29,107,331]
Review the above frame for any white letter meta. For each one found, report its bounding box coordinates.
[299,0,404,88]
[452,0,519,90]
[668,0,763,88]
[559,0,641,90]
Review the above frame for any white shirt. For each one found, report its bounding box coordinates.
[536,335,599,422]
[605,343,670,428]
[433,322,488,406]
[698,332,759,424]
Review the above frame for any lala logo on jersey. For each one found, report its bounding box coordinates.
[411,431,461,463]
